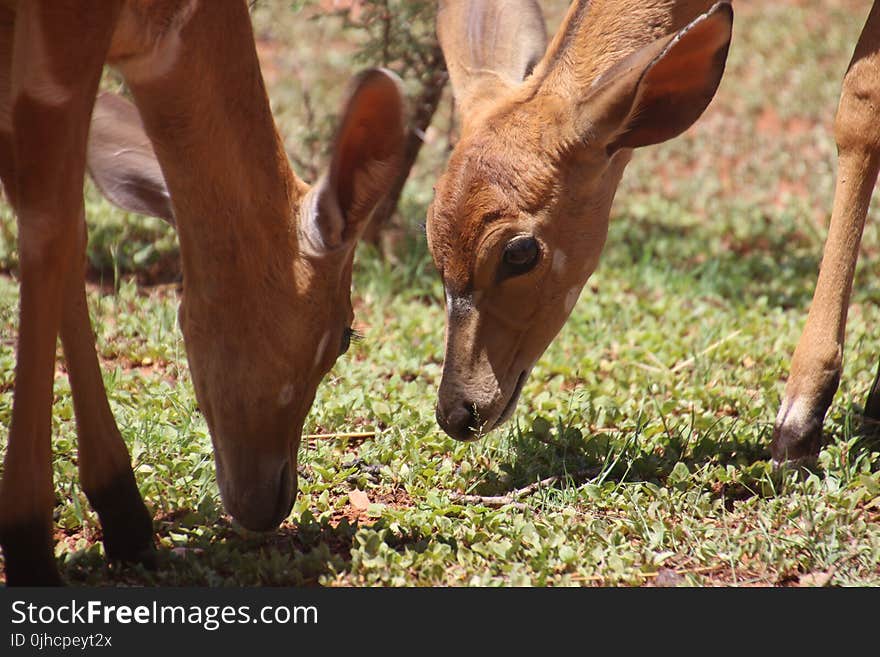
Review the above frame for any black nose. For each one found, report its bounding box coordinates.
[437,402,481,441]
[225,460,295,533]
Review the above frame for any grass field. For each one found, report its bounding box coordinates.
[1,0,879,586]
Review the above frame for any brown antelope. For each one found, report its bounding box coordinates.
[428,0,733,441]
[0,0,406,585]
[429,0,880,466]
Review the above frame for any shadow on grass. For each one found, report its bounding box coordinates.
[462,413,775,506]
[491,415,768,487]
[53,506,441,587]
[55,513,356,586]
[474,403,880,511]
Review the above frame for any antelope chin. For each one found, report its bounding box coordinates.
[491,369,528,431]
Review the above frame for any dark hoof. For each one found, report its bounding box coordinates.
[771,408,824,467]
[4,560,63,587]
[104,527,158,570]
[87,473,156,569]
[0,519,63,586]
[99,500,156,568]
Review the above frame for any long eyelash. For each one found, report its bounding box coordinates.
[345,327,364,343]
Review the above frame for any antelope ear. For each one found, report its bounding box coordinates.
[572,1,732,154]
[305,68,406,252]
[87,92,174,224]
[437,0,547,130]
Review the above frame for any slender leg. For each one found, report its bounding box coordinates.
[772,1,880,464]
[59,222,155,566]
[0,1,120,585]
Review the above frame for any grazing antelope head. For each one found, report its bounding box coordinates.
[0,0,405,582]
[87,70,406,530]
[427,0,733,440]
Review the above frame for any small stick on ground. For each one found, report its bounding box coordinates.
[569,564,725,584]
[451,495,530,510]
[644,350,670,371]
[451,468,599,510]
[670,329,743,373]
[304,431,377,441]
[629,361,665,374]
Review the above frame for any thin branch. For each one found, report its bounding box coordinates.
[644,350,670,371]
[288,59,320,182]
[451,468,600,509]
[451,495,529,510]
[380,0,391,66]
[628,361,664,374]
[360,45,447,244]
[569,565,724,584]
[670,329,743,373]
[304,431,376,441]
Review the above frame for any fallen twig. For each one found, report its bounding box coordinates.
[569,565,724,584]
[629,361,664,374]
[304,431,376,441]
[451,495,529,510]
[670,329,742,373]
[644,350,670,371]
[451,468,599,509]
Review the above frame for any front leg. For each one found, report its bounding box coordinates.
[59,231,155,568]
[772,1,880,464]
[0,1,120,585]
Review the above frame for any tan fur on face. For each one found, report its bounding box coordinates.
[429,1,731,439]
[0,0,405,543]
[101,6,407,529]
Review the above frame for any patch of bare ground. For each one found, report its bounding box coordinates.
[52,345,179,386]
[84,255,182,290]
[331,485,413,526]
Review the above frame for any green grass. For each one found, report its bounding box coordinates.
[1,0,879,586]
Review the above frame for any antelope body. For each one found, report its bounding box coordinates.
[0,0,405,585]
[429,0,880,465]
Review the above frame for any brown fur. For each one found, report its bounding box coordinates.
[433,0,880,464]
[773,1,880,463]
[0,0,405,584]
[428,1,732,440]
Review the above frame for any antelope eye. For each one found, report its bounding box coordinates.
[340,327,353,356]
[500,236,540,278]
[339,326,361,357]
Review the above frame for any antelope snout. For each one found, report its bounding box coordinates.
[436,368,530,441]
[216,455,296,532]
[436,400,484,442]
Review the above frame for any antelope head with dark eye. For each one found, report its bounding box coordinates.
[428,0,734,443]
[499,235,541,281]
